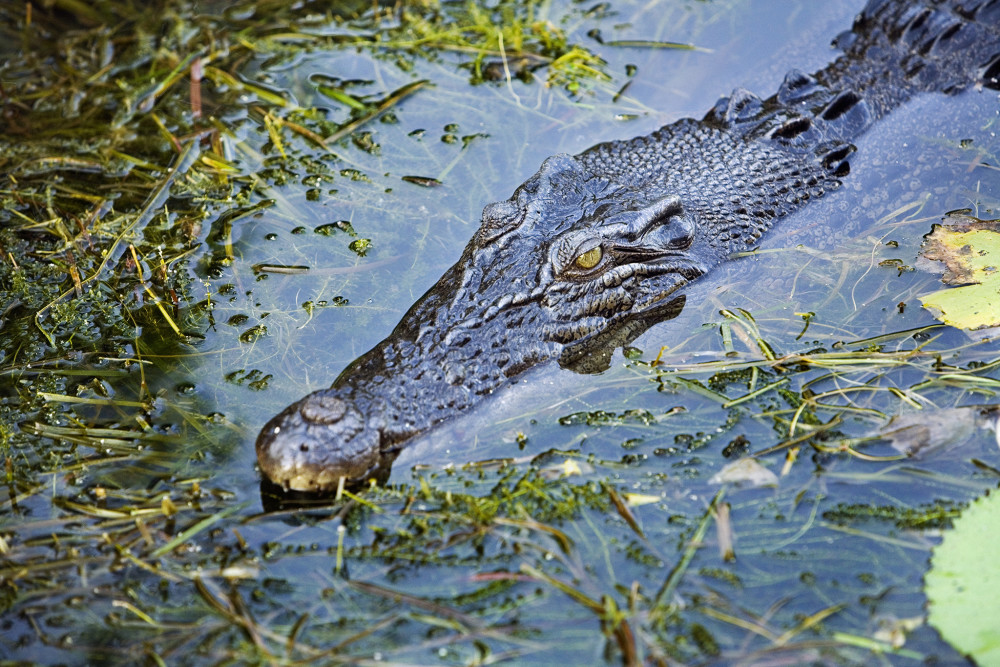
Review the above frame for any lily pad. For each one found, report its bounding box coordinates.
[926,492,1000,665]
[917,213,1000,330]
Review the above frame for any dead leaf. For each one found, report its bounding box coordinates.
[917,212,1000,330]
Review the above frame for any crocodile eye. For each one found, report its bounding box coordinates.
[574,246,602,270]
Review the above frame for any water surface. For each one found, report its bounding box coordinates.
[3,0,1000,663]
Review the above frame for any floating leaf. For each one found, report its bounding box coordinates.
[401,175,442,187]
[926,492,1000,665]
[538,458,593,480]
[879,405,1000,456]
[917,213,1000,330]
[709,458,777,487]
[624,493,662,507]
[873,616,924,649]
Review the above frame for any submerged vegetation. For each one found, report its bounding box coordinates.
[1,0,1000,664]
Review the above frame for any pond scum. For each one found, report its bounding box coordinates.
[2,1,1000,665]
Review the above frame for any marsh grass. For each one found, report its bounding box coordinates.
[2,0,1000,664]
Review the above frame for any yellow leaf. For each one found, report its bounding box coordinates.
[917,214,1000,330]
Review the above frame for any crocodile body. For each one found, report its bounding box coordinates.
[258,0,1000,492]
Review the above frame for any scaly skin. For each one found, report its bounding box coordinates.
[257,0,1000,491]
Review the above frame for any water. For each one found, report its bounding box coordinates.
[4,0,1000,663]
[224,1,1000,662]
[208,0,867,467]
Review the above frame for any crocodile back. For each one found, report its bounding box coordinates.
[827,0,1000,118]
[576,0,1000,264]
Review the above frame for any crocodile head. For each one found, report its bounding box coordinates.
[256,152,715,491]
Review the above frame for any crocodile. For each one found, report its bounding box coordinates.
[257,0,1000,492]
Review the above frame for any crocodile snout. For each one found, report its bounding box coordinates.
[256,390,382,492]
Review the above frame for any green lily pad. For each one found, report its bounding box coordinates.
[917,213,1000,331]
[926,492,1000,665]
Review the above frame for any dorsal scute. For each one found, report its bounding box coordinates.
[723,88,764,126]
[976,0,1000,21]
[777,69,824,106]
[982,53,1000,90]
[844,0,1000,99]
[944,0,1000,20]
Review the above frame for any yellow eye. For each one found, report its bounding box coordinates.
[574,246,602,270]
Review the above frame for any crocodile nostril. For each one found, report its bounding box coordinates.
[299,393,347,424]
